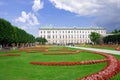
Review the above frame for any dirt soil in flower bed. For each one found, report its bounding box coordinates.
[91,45,120,49]
[43,50,81,55]
[0,54,21,56]
[48,48,68,51]
[19,47,48,53]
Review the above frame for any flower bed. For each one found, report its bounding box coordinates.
[30,59,107,66]
[30,51,120,80]
[0,54,21,56]
[19,48,48,53]
[116,47,120,51]
[77,52,120,80]
[43,50,80,55]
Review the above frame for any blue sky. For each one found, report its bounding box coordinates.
[0,0,120,37]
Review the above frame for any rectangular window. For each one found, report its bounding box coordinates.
[71,35,73,38]
[47,35,50,39]
[60,36,61,39]
[47,31,51,33]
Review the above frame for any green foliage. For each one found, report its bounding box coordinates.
[103,34,120,44]
[0,18,35,47]
[90,32,101,44]
[36,37,47,45]
[111,29,120,34]
[0,18,14,44]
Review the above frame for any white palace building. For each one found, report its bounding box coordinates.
[39,27,106,44]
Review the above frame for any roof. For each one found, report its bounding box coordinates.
[39,27,106,30]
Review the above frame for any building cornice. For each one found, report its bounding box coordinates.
[39,27,106,30]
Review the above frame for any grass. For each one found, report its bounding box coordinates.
[0,46,119,80]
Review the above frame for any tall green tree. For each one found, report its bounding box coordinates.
[0,18,35,48]
[0,18,14,47]
[111,29,120,34]
[103,34,120,44]
[90,32,101,44]
[36,37,47,45]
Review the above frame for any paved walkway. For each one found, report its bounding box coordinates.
[67,46,120,55]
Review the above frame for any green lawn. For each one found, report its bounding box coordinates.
[0,47,119,80]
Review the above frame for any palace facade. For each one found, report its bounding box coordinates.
[39,27,106,44]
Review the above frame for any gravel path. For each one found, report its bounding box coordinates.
[67,46,120,55]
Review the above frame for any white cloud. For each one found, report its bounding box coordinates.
[16,11,28,23]
[32,0,44,12]
[49,0,120,16]
[49,0,102,16]
[15,11,39,26]
[49,0,120,30]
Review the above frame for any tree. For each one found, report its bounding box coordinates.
[0,18,35,48]
[103,34,120,44]
[36,37,47,45]
[0,18,14,47]
[42,37,48,45]
[111,29,120,34]
[90,32,101,44]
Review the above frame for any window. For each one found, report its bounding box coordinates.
[47,35,50,39]
[71,35,73,38]
[47,31,50,33]
[68,31,70,33]
[69,35,70,38]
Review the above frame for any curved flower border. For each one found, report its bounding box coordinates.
[30,51,120,80]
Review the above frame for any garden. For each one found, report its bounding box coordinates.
[0,46,120,80]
